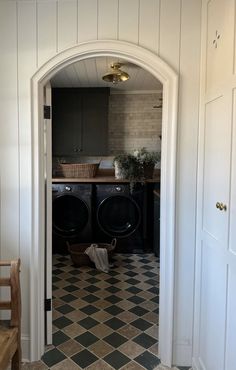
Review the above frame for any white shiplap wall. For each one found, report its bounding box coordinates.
[0,0,201,364]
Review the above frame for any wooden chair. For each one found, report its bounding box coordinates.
[0,259,21,370]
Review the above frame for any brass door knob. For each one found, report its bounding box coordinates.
[216,202,227,211]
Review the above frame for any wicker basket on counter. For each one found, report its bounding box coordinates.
[59,162,100,178]
[67,239,117,267]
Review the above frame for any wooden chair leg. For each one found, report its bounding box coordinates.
[11,349,21,370]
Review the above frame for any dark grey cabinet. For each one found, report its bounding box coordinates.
[52,88,109,157]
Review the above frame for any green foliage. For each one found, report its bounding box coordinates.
[113,148,161,191]
[133,147,161,165]
[113,153,143,182]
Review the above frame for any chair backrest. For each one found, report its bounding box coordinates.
[0,259,21,327]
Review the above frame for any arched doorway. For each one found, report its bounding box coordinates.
[31,40,178,367]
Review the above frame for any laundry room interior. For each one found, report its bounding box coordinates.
[47,56,163,368]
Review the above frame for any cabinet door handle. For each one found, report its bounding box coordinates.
[216,202,227,211]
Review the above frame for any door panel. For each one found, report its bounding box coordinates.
[194,2,236,369]
[203,96,231,244]
[206,0,234,92]
[199,243,227,370]
[229,89,236,254]
[225,267,236,370]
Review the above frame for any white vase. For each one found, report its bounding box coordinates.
[114,161,126,179]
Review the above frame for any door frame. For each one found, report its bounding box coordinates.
[31,40,178,366]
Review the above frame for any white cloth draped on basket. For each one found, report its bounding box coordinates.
[85,244,110,273]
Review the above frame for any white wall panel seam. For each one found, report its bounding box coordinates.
[159,0,162,56]
[36,1,39,69]
[233,3,236,75]
[158,0,161,55]
[56,0,58,53]
[96,0,98,40]
[116,0,120,40]
[58,0,78,51]
[16,1,20,259]
[137,0,140,45]
[0,174,1,259]
[229,89,236,253]
[227,91,234,249]
[159,0,181,72]
[178,0,182,74]
[76,0,78,44]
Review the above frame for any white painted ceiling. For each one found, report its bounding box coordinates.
[50,56,163,92]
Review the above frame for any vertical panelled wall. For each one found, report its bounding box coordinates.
[0,0,201,364]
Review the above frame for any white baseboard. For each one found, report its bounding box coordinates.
[172,343,192,367]
[22,334,30,362]
[192,357,202,370]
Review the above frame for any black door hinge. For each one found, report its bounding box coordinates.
[44,105,51,119]
[45,298,52,312]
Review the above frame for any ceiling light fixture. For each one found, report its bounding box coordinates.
[102,63,130,84]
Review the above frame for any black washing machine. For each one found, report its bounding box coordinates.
[52,183,93,254]
[95,184,146,253]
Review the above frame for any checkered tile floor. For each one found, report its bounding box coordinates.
[22,253,190,370]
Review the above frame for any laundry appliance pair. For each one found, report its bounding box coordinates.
[52,183,146,254]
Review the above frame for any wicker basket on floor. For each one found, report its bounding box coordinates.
[67,239,116,267]
[59,162,100,178]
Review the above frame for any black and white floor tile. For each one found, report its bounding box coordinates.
[22,253,191,370]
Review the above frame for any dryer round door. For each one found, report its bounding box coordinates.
[97,195,141,238]
[53,194,89,237]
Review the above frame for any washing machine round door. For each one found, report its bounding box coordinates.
[53,194,89,237]
[97,195,141,237]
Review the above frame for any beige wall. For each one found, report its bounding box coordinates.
[0,0,201,364]
[108,92,162,155]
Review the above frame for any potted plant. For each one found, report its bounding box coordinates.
[113,153,143,179]
[133,147,161,179]
[113,153,143,191]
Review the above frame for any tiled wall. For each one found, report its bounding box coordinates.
[108,92,162,155]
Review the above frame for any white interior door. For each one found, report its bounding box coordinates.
[197,95,231,370]
[44,82,52,345]
[194,1,236,369]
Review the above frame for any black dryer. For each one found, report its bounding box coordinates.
[95,183,146,253]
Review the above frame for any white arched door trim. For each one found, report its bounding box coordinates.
[31,40,178,367]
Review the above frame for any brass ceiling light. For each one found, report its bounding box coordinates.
[102,63,130,84]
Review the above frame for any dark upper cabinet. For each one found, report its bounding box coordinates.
[52,88,109,157]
